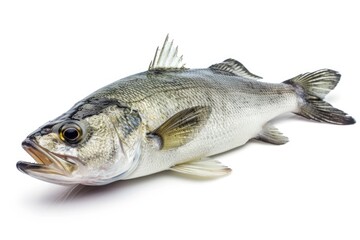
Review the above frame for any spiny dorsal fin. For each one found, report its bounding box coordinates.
[210,58,262,80]
[149,34,186,71]
[148,106,212,150]
[170,157,231,178]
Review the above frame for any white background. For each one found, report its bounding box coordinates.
[0,1,359,239]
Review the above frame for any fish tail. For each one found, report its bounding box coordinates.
[283,69,355,125]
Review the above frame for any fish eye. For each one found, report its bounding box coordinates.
[59,122,83,145]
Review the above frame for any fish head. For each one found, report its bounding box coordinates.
[17,100,143,185]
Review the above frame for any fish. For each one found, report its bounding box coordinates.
[17,35,355,186]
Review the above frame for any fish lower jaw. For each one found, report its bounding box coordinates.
[17,139,77,177]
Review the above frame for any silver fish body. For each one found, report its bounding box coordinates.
[17,36,355,185]
[92,69,297,179]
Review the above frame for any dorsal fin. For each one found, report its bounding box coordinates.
[209,58,262,80]
[149,34,186,71]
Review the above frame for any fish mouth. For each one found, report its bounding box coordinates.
[17,138,78,177]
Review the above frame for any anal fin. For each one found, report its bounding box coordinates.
[256,124,288,145]
[170,158,231,178]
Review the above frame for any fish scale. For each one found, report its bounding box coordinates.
[90,70,299,178]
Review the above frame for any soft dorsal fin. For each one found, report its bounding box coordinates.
[209,58,262,80]
[149,34,186,71]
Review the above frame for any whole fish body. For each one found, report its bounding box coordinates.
[17,35,355,185]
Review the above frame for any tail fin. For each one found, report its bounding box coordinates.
[283,69,355,125]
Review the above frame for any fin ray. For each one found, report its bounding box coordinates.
[284,69,355,125]
[148,106,212,150]
[210,58,262,80]
[257,124,288,145]
[149,34,186,71]
[170,158,231,177]
[284,69,340,99]
[297,98,355,124]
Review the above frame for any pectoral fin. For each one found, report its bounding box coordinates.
[256,124,288,145]
[170,158,231,178]
[148,106,212,150]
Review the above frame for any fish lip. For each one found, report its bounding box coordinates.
[18,138,78,176]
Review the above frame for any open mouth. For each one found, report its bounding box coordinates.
[17,138,77,176]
